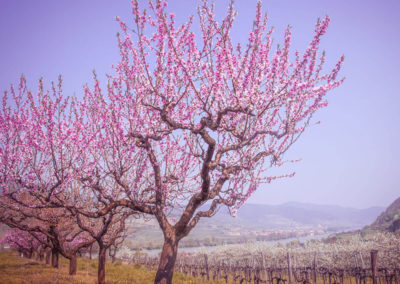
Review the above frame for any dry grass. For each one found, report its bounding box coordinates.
[0,251,225,284]
[0,252,378,284]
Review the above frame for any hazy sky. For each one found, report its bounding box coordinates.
[0,0,399,209]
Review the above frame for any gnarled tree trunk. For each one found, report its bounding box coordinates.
[39,248,44,261]
[51,249,59,268]
[154,235,179,284]
[98,246,107,284]
[69,254,77,275]
[45,248,51,265]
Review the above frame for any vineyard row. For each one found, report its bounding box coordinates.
[132,250,399,284]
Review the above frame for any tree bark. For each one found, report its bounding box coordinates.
[51,249,59,268]
[154,236,179,284]
[89,244,92,259]
[98,246,107,284]
[39,248,44,261]
[69,254,77,275]
[45,249,51,265]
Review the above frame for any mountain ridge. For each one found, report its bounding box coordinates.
[225,202,384,229]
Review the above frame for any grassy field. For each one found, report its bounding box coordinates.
[0,251,383,284]
[0,251,225,284]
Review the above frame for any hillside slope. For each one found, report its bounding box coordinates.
[368,197,400,233]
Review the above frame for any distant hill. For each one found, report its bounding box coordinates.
[367,197,400,233]
[125,202,384,249]
[201,202,384,231]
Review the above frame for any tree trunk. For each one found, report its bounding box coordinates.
[69,254,77,275]
[45,249,51,265]
[89,244,92,259]
[39,248,44,261]
[51,249,59,268]
[154,236,179,284]
[111,248,116,264]
[98,246,107,284]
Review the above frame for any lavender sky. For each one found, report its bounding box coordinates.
[0,0,399,209]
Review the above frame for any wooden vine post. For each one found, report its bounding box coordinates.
[261,252,268,283]
[312,253,317,284]
[204,254,210,280]
[370,250,378,284]
[287,252,293,284]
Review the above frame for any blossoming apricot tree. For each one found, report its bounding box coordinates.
[0,76,132,282]
[0,0,344,283]
[0,229,44,259]
[80,0,344,282]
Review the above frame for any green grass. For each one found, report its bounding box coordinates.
[0,251,225,284]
